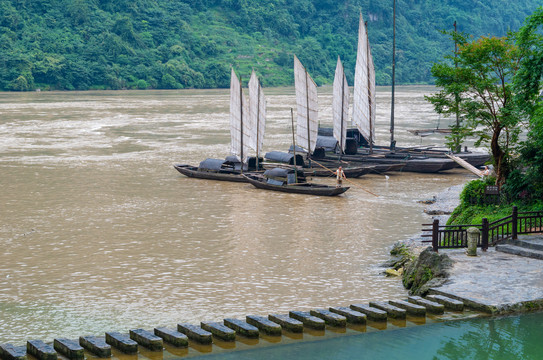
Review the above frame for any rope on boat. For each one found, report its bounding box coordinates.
[311,159,379,197]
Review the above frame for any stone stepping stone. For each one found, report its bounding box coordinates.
[0,343,27,360]
[310,309,346,327]
[426,294,464,311]
[105,332,138,354]
[177,323,212,344]
[246,315,282,336]
[389,300,426,316]
[223,319,259,338]
[200,322,236,341]
[268,314,303,333]
[154,328,188,347]
[329,306,367,324]
[79,336,111,358]
[350,304,387,321]
[129,329,163,351]
[369,301,407,319]
[26,340,57,360]
[53,339,83,360]
[408,296,445,314]
[288,311,325,330]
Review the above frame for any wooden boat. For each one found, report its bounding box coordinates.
[243,168,349,196]
[173,158,252,182]
[174,70,268,183]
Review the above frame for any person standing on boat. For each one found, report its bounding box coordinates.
[335,166,346,187]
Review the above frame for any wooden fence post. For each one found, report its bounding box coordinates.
[481,218,489,251]
[512,206,518,240]
[432,219,439,252]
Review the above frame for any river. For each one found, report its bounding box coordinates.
[0,86,475,344]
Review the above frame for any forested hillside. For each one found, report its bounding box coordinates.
[0,0,539,91]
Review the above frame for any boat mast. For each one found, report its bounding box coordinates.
[240,75,244,174]
[390,0,396,150]
[366,20,373,155]
[340,60,345,158]
[256,77,261,170]
[305,67,312,167]
[291,108,298,183]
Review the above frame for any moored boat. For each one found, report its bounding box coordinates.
[243,168,349,196]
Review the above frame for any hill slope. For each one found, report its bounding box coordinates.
[0,0,539,90]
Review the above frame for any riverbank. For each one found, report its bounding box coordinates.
[397,184,543,314]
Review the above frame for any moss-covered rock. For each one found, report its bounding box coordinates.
[402,247,454,296]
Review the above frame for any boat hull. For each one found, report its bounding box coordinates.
[173,164,248,183]
[242,174,349,196]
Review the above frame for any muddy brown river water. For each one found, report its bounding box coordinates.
[0,86,476,344]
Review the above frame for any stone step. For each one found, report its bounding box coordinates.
[177,323,212,344]
[105,332,138,355]
[408,296,445,314]
[246,315,282,336]
[200,322,236,341]
[154,327,188,347]
[0,344,27,360]
[369,301,407,319]
[349,304,387,321]
[426,294,464,311]
[505,238,543,251]
[79,336,111,358]
[329,307,367,324]
[223,319,259,338]
[129,329,163,351]
[288,311,325,330]
[495,244,543,260]
[389,300,426,316]
[268,314,303,333]
[309,309,346,327]
[27,340,57,360]
[53,339,84,360]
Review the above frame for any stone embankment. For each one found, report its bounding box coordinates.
[386,184,543,315]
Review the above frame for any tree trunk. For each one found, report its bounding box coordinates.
[490,125,507,186]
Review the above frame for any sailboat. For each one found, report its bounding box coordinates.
[174,69,265,181]
[332,56,350,155]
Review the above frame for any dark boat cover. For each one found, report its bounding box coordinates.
[316,136,339,151]
[265,151,305,167]
[264,168,304,185]
[198,158,226,171]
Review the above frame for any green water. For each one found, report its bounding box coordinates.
[194,313,542,360]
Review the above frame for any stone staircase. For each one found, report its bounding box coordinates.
[495,235,543,260]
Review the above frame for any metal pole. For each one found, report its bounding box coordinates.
[390,0,396,151]
[454,21,461,153]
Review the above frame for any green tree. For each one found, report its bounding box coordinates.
[426,32,522,186]
[512,6,543,199]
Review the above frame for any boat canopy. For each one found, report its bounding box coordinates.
[264,167,304,185]
[198,158,226,171]
[265,151,305,167]
[316,135,339,152]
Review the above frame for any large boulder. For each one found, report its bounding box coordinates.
[402,246,454,296]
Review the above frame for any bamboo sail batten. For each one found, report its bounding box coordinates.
[294,55,319,154]
[230,69,251,162]
[332,56,350,153]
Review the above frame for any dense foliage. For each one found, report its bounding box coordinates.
[0,0,539,90]
[426,32,522,186]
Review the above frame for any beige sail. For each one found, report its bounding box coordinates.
[248,70,266,158]
[333,56,350,153]
[294,55,318,154]
[352,12,375,145]
[230,68,250,162]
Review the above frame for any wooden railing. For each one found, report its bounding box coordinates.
[422,206,543,252]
